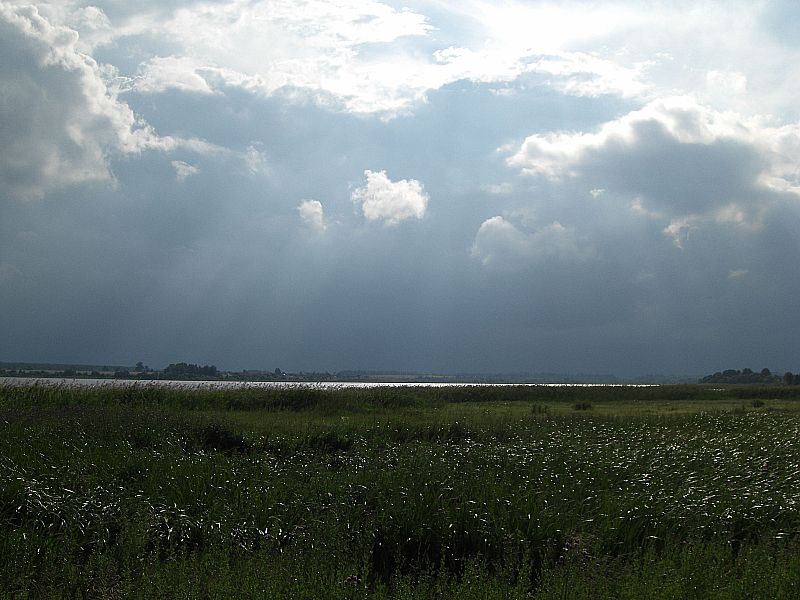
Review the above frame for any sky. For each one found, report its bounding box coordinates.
[2,0,800,377]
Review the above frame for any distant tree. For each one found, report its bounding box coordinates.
[164,362,217,378]
[135,361,145,372]
[700,368,780,384]
[784,372,795,385]
[165,363,184,376]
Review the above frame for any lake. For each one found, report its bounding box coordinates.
[0,377,653,388]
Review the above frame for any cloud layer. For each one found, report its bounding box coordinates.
[3,0,800,377]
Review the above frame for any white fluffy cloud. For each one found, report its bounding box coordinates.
[509,97,755,179]
[0,4,146,198]
[297,199,326,232]
[471,216,586,267]
[130,0,434,114]
[508,96,800,246]
[352,170,428,225]
[86,1,662,115]
[133,56,216,95]
[0,4,220,199]
[17,1,800,120]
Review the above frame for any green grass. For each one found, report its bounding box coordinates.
[2,382,800,598]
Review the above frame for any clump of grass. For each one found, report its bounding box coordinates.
[750,399,765,408]
[573,401,593,411]
[188,421,250,453]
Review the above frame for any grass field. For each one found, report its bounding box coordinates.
[2,382,800,598]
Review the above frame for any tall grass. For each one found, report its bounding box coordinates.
[2,382,800,597]
[6,381,800,413]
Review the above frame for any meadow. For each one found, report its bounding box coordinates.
[2,382,800,598]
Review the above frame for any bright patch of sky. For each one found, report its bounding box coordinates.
[2,0,800,376]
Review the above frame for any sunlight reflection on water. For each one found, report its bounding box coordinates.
[1,377,657,389]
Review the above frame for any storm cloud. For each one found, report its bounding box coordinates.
[3,0,800,377]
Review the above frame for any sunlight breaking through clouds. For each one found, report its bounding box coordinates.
[4,0,800,375]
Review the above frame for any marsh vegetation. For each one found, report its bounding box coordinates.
[2,383,800,598]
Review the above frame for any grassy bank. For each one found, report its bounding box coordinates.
[2,382,800,598]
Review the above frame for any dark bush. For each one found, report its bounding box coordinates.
[187,421,250,453]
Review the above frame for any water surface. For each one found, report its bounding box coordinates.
[1,377,654,389]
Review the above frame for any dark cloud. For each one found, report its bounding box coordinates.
[3,3,800,377]
[5,81,800,375]
[579,120,764,216]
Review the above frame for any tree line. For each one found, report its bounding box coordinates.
[164,363,218,377]
[699,368,800,385]
[783,371,800,385]
[699,368,778,384]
